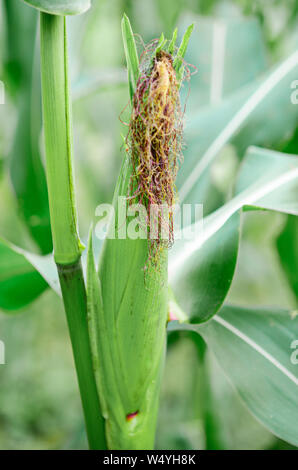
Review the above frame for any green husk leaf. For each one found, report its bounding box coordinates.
[154,32,167,56]
[94,157,168,449]
[173,23,194,80]
[86,232,112,446]
[121,14,139,103]
[168,27,177,54]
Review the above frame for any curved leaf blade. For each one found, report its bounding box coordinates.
[21,0,91,15]
[171,146,298,278]
[179,50,298,205]
[169,305,298,446]
[178,13,267,111]
[4,0,52,253]
[171,211,241,323]
[170,146,298,322]
[277,215,298,302]
[235,147,298,215]
[0,238,49,310]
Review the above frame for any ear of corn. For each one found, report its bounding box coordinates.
[87,226,167,449]
[87,16,193,449]
[87,142,168,448]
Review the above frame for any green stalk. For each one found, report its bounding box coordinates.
[40,12,105,449]
[40,13,81,265]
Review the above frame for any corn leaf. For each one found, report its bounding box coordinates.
[170,147,298,322]
[170,212,241,323]
[179,50,298,207]
[169,305,298,446]
[21,0,91,15]
[4,0,52,254]
[0,238,50,310]
[277,216,298,302]
[121,14,139,103]
[178,13,267,110]
[72,68,127,101]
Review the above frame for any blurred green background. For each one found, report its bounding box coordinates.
[0,0,297,449]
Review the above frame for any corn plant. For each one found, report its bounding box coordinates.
[0,0,298,450]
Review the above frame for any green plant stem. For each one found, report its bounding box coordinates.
[40,12,82,265]
[58,261,106,449]
[40,12,106,449]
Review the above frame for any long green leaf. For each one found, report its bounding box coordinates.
[72,68,127,101]
[179,50,298,205]
[172,146,298,276]
[170,147,298,322]
[277,215,298,302]
[4,0,52,254]
[0,238,49,310]
[121,14,139,103]
[21,0,91,15]
[169,305,298,446]
[178,13,267,110]
[171,211,241,323]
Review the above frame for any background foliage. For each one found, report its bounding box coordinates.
[0,0,297,449]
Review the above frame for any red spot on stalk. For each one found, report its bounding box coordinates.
[168,311,178,322]
[126,411,138,422]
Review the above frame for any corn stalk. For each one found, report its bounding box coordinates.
[39,11,106,449]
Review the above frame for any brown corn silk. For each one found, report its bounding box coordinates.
[127,46,184,260]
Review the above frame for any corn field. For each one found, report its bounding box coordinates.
[0,0,297,451]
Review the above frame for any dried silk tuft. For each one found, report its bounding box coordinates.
[127,44,185,263]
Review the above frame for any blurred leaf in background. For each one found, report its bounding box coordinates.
[3,0,52,254]
[0,0,298,450]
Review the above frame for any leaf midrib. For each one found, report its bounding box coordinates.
[213,314,298,386]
